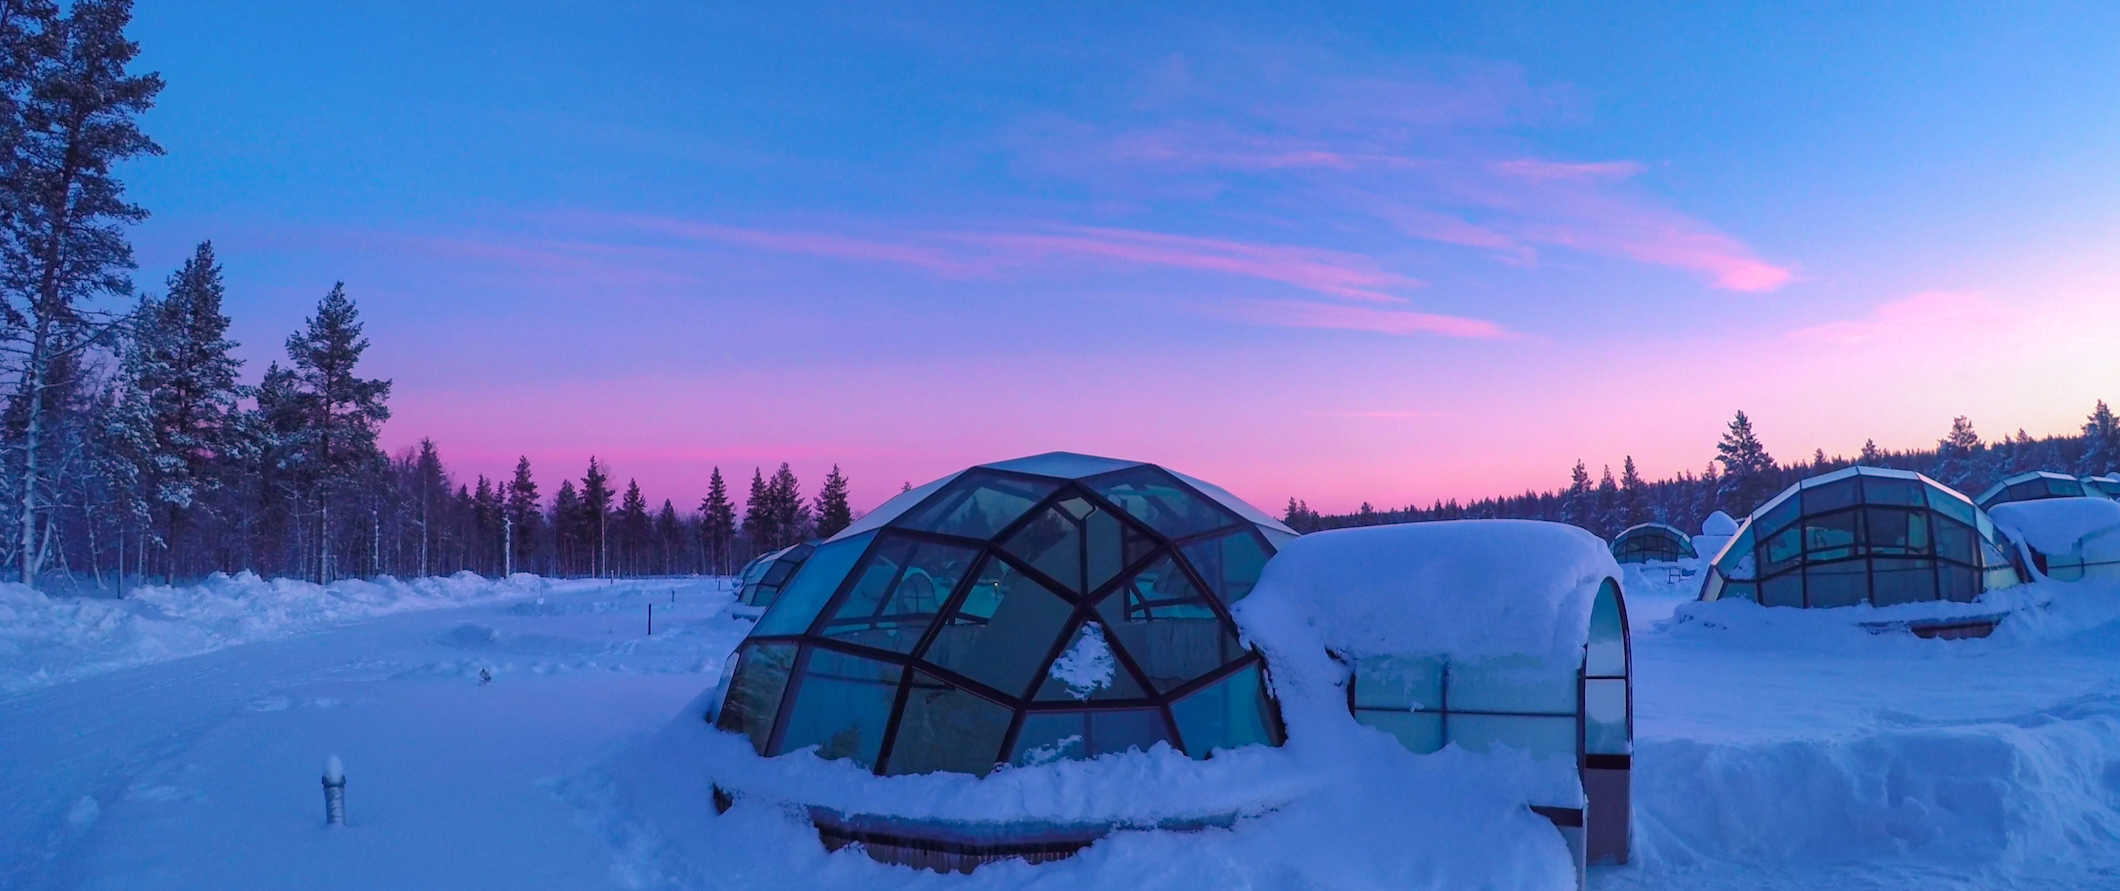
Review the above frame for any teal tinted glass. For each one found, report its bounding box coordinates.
[898,472,1059,539]
[816,536,978,652]
[923,556,1075,697]
[1170,663,1277,756]
[754,534,872,636]
[1181,529,1273,604]
[885,671,1013,776]
[772,648,902,767]
[1010,709,1176,764]
[716,642,797,754]
[1088,466,1236,539]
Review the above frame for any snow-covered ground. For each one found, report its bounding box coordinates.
[6,567,2120,889]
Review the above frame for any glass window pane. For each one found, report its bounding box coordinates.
[1010,709,1176,764]
[1723,581,1758,602]
[1865,508,1929,556]
[1805,560,1868,608]
[1097,558,1244,693]
[817,536,978,652]
[1757,496,1802,535]
[884,671,1013,776]
[716,642,797,754]
[1864,477,1925,506]
[755,534,871,636]
[1171,663,1277,756]
[1586,580,1626,677]
[1354,710,1444,754]
[1939,566,1980,601]
[1034,620,1147,701]
[772,648,901,768]
[897,472,1059,539]
[1802,510,1862,561]
[1763,527,1803,574]
[1927,488,1977,524]
[1352,655,1444,710]
[1180,529,1272,605]
[1001,504,1085,595]
[1934,516,1976,564]
[1447,714,1576,759]
[1449,658,1578,715]
[1870,558,1937,606]
[1761,573,1803,608]
[922,556,1075,698]
[1803,477,1861,513]
[1084,504,1158,596]
[1584,678,1629,756]
[1088,466,1236,539]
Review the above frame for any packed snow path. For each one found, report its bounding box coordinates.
[6,569,2120,888]
[0,577,748,890]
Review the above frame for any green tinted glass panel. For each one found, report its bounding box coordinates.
[898,472,1060,539]
[1870,558,1936,605]
[1757,496,1802,535]
[1352,655,1444,711]
[1010,709,1176,765]
[1355,710,1443,754]
[1448,714,1576,759]
[1584,678,1630,756]
[1181,529,1272,605]
[1802,478,1861,513]
[715,642,796,754]
[1170,663,1277,757]
[1804,561,1867,608]
[1761,573,1803,607]
[1864,477,1925,506]
[1865,508,1929,555]
[1097,560,1243,693]
[885,671,1013,776]
[754,534,872,636]
[1927,488,1978,524]
[922,556,1075,697]
[1088,466,1235,539]
[1934,516,1976,564]
[1001,503,1085,595]
[816,536,977,652]
[1587,580,1626,677]
[1802,510,1861,560]
[772,648,901,767]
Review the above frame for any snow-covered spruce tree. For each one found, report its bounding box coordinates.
[0,0,161,585]
[768,462,808,547]
[698,466,735,574]
[504,456,539,574]
[550,479,582,575]
[741,467,773,556]
[2080,400,2119,475]
[129,242,242,582]
[1933,416,1983,490]
[411,438,445,576]
[1559,459,1591,529]
[813,464,852,539]
[580,457,613,577]
[1619,456,1648,527]
[282,284,390,582]
[654,498,680,575]
[1714,410,1777,516]
[618,478,648,576]
[1593,465,1619,538]
[472,474,500,574]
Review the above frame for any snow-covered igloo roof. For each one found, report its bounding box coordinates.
[1701,510,1738,537]
[1990,497,2120,557]
[1247,520,1619,671]
[1609,522,1696,563]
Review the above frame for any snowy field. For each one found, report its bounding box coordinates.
[5,568,2120,889]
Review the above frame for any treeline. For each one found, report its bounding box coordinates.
[0,2,863,592]
[1287,405,2120,540]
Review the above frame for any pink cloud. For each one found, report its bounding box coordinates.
[1230,298,1514,339]
[963,226,1423,303]
[1787,291,2008,346]
[1488,159,1646,182]
[601,214,994,278]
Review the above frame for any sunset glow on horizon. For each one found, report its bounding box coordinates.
[119,1,2120,516]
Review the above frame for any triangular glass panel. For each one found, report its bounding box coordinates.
[1179,529,1271,605]
[918,555,1076,699]
[1001,504,1085,595]
[1033,619,1147,702]
[895,471,1060,540]
[1084,504,1159,596]
[1086,465,1236,539]
[1095,556,1244,693]
[814,535,978,653]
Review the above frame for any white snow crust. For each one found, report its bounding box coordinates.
[1990,497,2120,555]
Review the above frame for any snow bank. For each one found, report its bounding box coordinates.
[0,571,557,693]
[1243,520,1619,669]
[1701,511,1739,537]
[1990,497,2120,555]
[1662,585,2055,648]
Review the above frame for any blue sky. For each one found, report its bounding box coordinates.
[117,0,2120,511]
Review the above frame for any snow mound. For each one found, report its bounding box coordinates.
[1245,520,1619,669]
[0,572,554,693]
[1991,497,2120,555]
[1702,511,1739,537]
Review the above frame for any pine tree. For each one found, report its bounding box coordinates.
[813,464,852,539]
[472,474,501,575]
[618,479,649,575]
[504,455,539,573]
[2,0,162,584]
[1560,460,1592,528]
[125,242,244,581]
[1594,465,1620,537]
[581,457,613,576]
[1619,456,1648,526]
[1859,438,1883,465]
[412,438,445,576]
[284,283,392,581]
[768,462,809,547]
[654,499,681,575]
[1812,447,1828,470]
[742,467,773,555]
[1935,416,1983,489]
[699,466,735,575]
[1715,410,1776,515]
[551,479,581,575]
[2080,400,2119,475]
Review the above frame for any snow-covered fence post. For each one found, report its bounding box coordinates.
[322,756,346,826]
[647,603,654,636]
[503,515,514,577]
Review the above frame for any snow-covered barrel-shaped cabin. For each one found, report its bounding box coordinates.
[1609,522,1696,564]
[735,541,817,610]
[708,452,1297,870]
[1991,497,2120,584]
[1250,520,1632,876]
[1975,470,2088,511]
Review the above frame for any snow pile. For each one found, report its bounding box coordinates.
[1990,497,2120,555]
[0,571,558,693]
[1244,520,1619,668]
[1662,584,2055,648]
[1692,510,1739,563]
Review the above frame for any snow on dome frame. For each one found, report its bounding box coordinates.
[737,541,817,609]
[713,452,1291,785]
[1990,497,2120,584]
[1249,520,1634,871]
[1699,466,2022,615]
[1608,522,1696,564]
[1974,470,2088,511]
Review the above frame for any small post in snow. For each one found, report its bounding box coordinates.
[322,755,346,826]
[647,603,654,636]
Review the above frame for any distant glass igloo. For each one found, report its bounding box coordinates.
[1974,471,2087,511]
[1699,467,2021,608]
[736,541,815,608]
[714,452,1296,776]
[1608,523,1695,564]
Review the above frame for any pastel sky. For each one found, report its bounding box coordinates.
[120,1,2120,514]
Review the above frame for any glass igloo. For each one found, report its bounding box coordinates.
[714,452,1296,776]
[1608,523,1695,564]
[737,542,815,608]
[1974,470,2087,511]
[1699,467,2021,607]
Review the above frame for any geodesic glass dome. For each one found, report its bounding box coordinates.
[2084,474,2120,499]
[1974,471,2087,511]
[1608,523,1695,564]
[737,542,815,608]
[714,452,1297,776]
[1699,467,2022,607]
